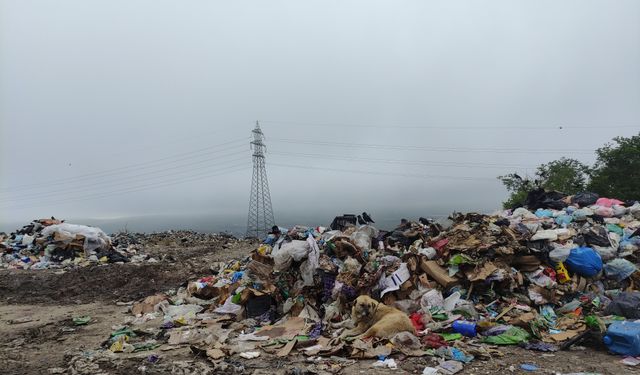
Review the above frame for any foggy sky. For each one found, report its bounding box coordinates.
[1,1,639,233]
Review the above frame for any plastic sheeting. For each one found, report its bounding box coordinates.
[41,223,111,253]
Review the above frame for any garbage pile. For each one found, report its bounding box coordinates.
[97,192,640,372]
[0,218,127,269]
[112,230,235,252]
[110,230,240,264]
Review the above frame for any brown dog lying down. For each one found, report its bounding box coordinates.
[340,295,415,339]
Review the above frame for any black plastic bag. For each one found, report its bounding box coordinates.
[604,291,640,319]
[582,226,611,247]
[524,188,567,210]
[571,192,599,207]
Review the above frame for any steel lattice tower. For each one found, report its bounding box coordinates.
[246,121,275,238]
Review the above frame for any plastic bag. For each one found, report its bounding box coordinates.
[418,247,437,259]
[161,304,203,324]
[531,229,558,241]
[592,246,617,261]
[443,291,461,311]
[420,289,444,311]
[606,224,624,236]
[273,240,310,271]
[603,291,640,319]
[555,214,573,226]
[350,232,372,251]
[535,209,553,218]
[482,327,530,345]
[596,197,624,207]
[612,205,628,217]
[603,259,637,281]
[299,235,320,286]
[572,208,594,221]
[572,192,599,207]
[582,226,611,247]
[594,206,614,218]
[549,243,573,263]
[41,223,111,253]
[629,202,640,219]
[214,296,243,315]
[512,208,537,220]
[564,246,603,277]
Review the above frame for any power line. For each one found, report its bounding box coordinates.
[1,154,249,203]
[0,138,249,192]
[269,151,537,169]
[2,164,250,210]
[269,162,497,181]
[261,120,639,130]
[270,139,594,154]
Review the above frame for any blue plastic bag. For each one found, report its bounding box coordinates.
[565,246,603,277]
[554,214,573,226]
[535,209,553,218]
[604,259,637,281]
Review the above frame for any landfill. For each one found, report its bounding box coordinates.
[0,219,232,269]
[66,190,640,373]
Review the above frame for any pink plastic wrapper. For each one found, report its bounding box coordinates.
[596,197,624,207]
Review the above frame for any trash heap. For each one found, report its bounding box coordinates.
[111,230,235,255]
[100,192,640,372]
[0,219,127,269]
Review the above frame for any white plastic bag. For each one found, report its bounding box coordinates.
[531,229,558,241]
[273,240,310,271]
[420,289,444,311]
[41,223,111,253]
[549,246,571,263]
[512,208,537,220]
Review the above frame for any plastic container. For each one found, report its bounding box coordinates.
[452,320,477,337]
[603,321,640,356]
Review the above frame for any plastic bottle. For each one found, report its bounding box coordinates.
[603,321,640,356]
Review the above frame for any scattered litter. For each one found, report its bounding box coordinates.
[72,316,92,326]
[239,351,260,359]
[520,363,538,371]
[372,358,397,369]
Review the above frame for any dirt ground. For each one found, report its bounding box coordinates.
[0,240,636,375]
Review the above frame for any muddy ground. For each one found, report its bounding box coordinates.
[0,241,636,375]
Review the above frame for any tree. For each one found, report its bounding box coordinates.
[498,157,590,209]
[497,173,536,209]
[588,133,640,200]
[536,158,590,194]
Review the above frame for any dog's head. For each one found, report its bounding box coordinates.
[352,295,378,321]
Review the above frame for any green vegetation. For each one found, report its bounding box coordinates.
[498,133,639,208]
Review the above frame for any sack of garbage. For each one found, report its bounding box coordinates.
[603,292,640,319]
[273,240,310,271]
[571,192,599,207]
[41,223,111,253]
[603,259,637,281]
[564,246,602,277]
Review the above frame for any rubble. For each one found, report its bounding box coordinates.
[52,191,640,372]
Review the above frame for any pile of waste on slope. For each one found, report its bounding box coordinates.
[111,230,236,253]
[1,219,239,270]
[71,192,640,373]
[0,218,128,269]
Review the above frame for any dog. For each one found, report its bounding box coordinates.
[340,295,415,339]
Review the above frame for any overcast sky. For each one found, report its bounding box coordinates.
[1,1,639,233]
